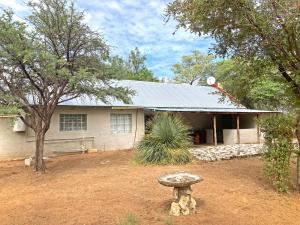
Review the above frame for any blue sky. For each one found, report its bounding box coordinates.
[0,0,214,78]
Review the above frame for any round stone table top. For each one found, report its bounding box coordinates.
[158,171,203,188]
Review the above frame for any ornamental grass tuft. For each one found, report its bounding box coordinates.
[135,113,192,165]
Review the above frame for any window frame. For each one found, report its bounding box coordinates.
[110,113,132,134]
[59,114,87,132]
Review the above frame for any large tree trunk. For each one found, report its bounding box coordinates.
[296,158,300,191]
[35,130,46,172]
[295,113,300,191]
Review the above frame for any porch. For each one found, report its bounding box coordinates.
[145,110,262,146]
[180,112,261,146]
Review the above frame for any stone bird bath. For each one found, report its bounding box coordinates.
[158,171,203,216]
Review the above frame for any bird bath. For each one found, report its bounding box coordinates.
[158,171,203,216]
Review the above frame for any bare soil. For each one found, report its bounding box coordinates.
[0,150,300,225]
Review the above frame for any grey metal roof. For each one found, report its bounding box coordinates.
[145,107,275,114]
[60,80,273,113]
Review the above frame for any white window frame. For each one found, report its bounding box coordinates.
[59,114,87,131]
[110,114,132,134]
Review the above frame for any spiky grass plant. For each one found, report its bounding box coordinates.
[136,113,192,165]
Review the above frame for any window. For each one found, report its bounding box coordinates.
[60,114,87,131]
[111,114,132,134]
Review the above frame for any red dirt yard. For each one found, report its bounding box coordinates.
[0,150,300,225]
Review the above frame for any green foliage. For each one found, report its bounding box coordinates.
[215,59,291,110]
[136,114,192,165]
[0,0,133,113]
[166,0,300,190]
[127,47,158,82]
[0,106,19,116]
[259,115,295,192]
[172,50,214,85]
[166,0,300,105]
[117,212,139,225]
[108,47,158,82]
[0,0,133,171]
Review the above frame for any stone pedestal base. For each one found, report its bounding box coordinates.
[169,186,197,216]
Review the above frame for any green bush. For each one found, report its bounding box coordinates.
[135,113,192,165]
[259,114,295,192]
[0,105,19,116]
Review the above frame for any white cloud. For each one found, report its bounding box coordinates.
[0,0,27,12]
[105,1,123,12]
[0,0,214,78]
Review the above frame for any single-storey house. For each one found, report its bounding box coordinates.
[0,80,273,160]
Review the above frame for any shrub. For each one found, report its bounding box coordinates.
[135,113,192,165]
[0,106,19,116]
[259,114,295,192]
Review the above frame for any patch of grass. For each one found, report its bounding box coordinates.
[135,113,192,165]
[164,217,173,225]
[117,212,139,225]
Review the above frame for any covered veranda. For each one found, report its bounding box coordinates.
[145,107,274,146]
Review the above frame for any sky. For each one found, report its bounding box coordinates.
[0,0,215,79]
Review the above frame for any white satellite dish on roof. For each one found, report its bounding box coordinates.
[206,76,216,85]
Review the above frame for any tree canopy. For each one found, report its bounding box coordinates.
[215,58,291,110]
[108,47,158,82]
[172,50,214,85]
[0,0,132,171]
[166,0,300,102]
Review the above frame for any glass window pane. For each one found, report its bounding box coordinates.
[110,114,132,134]
[60,114,87,131]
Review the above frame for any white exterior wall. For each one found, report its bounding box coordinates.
[206,128,260,145]
[0,116,32,160]
[223,129,259,144]
[0,107,145,160]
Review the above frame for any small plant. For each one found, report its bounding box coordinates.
[117,212,139,225]
[259,114,295,192]
[164,217,173,225]
[135,113,192,165]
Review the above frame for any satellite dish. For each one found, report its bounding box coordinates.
[206,76,216,85]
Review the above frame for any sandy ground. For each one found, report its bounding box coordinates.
[0,150,300,225]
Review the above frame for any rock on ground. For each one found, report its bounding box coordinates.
[189,144,264,162]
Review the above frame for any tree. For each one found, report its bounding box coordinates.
[0,0,132,171]
[107,47,158,82]
[166,0,300,190]
[259,114,295,192]
[215,59,291,110]
[127,47,158,82]
[172,50,214,85]
[105,55,131,79]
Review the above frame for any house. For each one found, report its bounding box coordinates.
[0,80,273,160]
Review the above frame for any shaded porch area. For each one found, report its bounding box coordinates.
[180,112,260,146]
[145,110,262,146]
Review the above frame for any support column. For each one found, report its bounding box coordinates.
[256,114,260,144]
[236,114,240,144]
[213,115,217,146]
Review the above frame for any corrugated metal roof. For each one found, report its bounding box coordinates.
[145,107,275,114]
[60,80,274,113]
